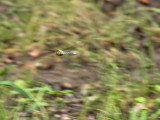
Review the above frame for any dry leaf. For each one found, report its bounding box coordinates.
[2,55,14,64]
[139,0,150,5]
[28,49,41,57]
[2,57,13,64]
[35,62,53,70]
[61,83,73,89]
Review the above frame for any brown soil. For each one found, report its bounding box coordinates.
[35,62,98,89]
[0,50,98,88]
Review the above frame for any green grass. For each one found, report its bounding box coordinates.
[0,0,160,119]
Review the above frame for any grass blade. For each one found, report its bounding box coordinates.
[0,81,32,99]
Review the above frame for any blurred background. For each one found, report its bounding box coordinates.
[0,0,160,120]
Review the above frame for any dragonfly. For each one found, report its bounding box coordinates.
[56,50,77,56]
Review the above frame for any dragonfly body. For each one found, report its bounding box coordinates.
[56,50,77,56]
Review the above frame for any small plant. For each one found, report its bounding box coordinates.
[0,81,32,99]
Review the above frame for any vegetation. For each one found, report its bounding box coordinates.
[0,0,160,119]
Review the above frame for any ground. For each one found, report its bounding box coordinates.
[0,0,160,120]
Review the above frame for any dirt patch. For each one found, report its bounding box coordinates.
[35,63,98,89]
[0,50,98,89]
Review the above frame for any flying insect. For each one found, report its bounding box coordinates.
[56,50,77,56]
